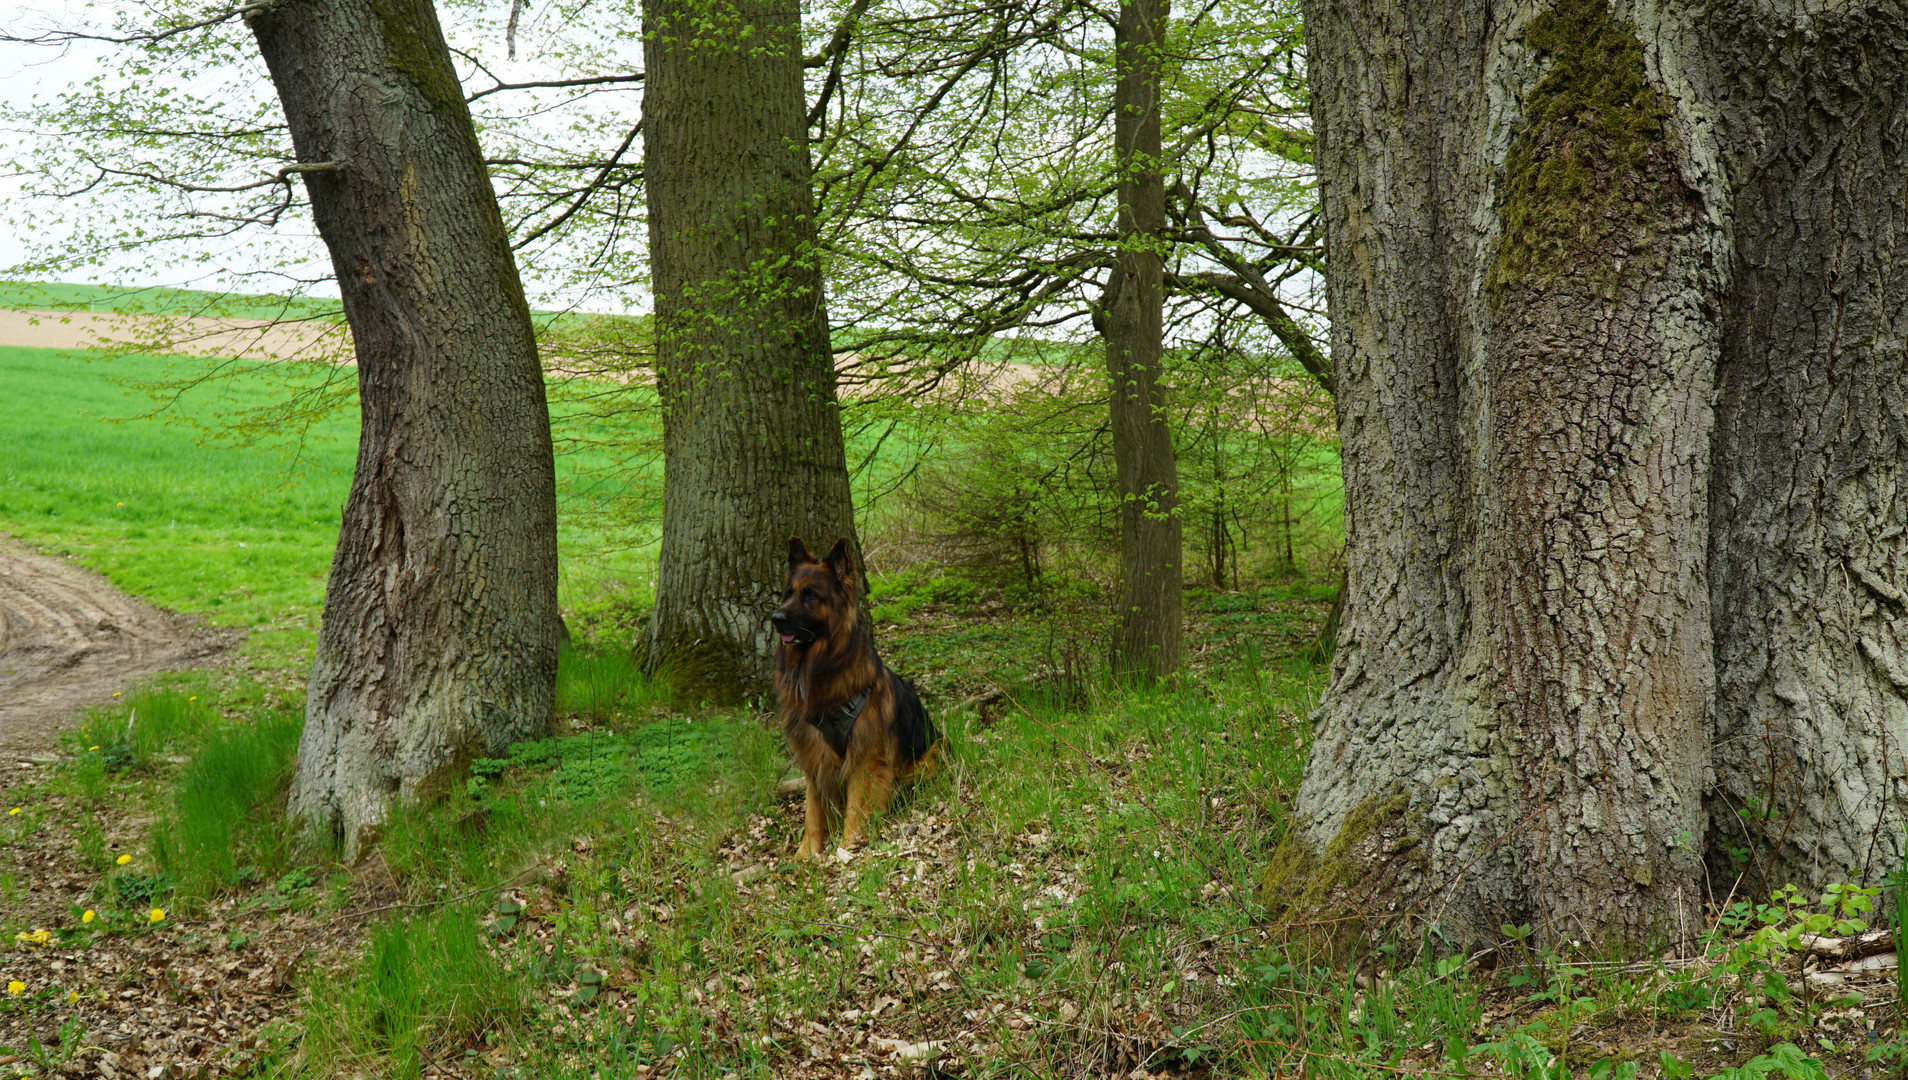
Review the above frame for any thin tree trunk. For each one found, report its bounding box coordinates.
[1104,0,1182,680]
[1211,407,1228,589]
[253,0,560,861]
[640,0,856,703]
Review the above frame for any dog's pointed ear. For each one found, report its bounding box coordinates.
[787,536,816,572]
[823,537,858,590]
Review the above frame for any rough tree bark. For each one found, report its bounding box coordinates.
[1102,0,1183,680]
[1698,5,1908,897]
[1273,0,1908,952]
[253,0,560,860]
[641,0,858,701]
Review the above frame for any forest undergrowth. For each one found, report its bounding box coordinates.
[0,325,1899,1079]
[1,576,1902,1079]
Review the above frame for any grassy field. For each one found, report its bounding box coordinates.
[0,344,656,667]
[0,280,346,321]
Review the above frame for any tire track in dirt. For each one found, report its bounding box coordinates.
[0,536,233,759]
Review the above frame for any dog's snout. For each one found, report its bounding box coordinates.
[770,609,789,626]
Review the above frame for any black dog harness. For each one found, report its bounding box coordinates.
[809,674,876,758]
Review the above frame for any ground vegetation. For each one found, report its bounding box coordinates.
[0,337,1898,1079]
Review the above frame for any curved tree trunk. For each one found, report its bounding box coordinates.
[253,0,560,860]
[1275,0,1908,952]
[641,0,857,702]
[1104,0,1183,681]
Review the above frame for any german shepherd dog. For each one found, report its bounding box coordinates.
[772,537,938,858]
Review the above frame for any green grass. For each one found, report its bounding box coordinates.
[379,711,771,895]
[554,643,670,721]
[0,344,660,665]
[302,904,527,1080]
[150,707,303,899]
[0,280,346,321]
[67,685,223,772]
[0,345,356,664]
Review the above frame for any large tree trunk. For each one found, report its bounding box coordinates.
[1275,0,1908,953]
[641,0,857,701]
[253,0,560,861]
[1698,5,1908,897]
[1104,0,1183,680]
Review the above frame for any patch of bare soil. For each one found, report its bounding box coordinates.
[0,310,347,363]
[0,537,232,759]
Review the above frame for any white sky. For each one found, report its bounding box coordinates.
[0,0,610,304]
[0,5,115,281]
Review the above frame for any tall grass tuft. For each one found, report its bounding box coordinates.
[302,905,523,1080]
[555,643,669,720]
[150,709,303,899]
[1896,825,1907,1029]
[71,689,219,771]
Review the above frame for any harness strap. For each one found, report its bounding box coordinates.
[808,662,880,757]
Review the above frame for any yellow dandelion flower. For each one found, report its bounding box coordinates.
[116,854,132,866]
[188,696,197,702]
[7,807,18,815]
[6,981,23,996]
[112,692,121,698]
[89,745,100,751]
[148,908,165,924]
[67,990,78,1003]
[117,502,124,506]
[82,910,96,924]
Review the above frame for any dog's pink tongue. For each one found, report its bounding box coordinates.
[780,634,796,644]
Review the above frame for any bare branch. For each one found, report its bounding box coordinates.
[0,4,252,45]
[807,0,875,128]
[512,122,643,250]
[467,73,643,104]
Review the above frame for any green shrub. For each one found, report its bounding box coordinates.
[149,710,303,898]
[302,905,523,1080]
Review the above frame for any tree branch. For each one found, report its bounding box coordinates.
[467,73,643,104]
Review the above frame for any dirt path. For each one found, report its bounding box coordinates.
[0,537,232,759]
[0,307,348,361]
